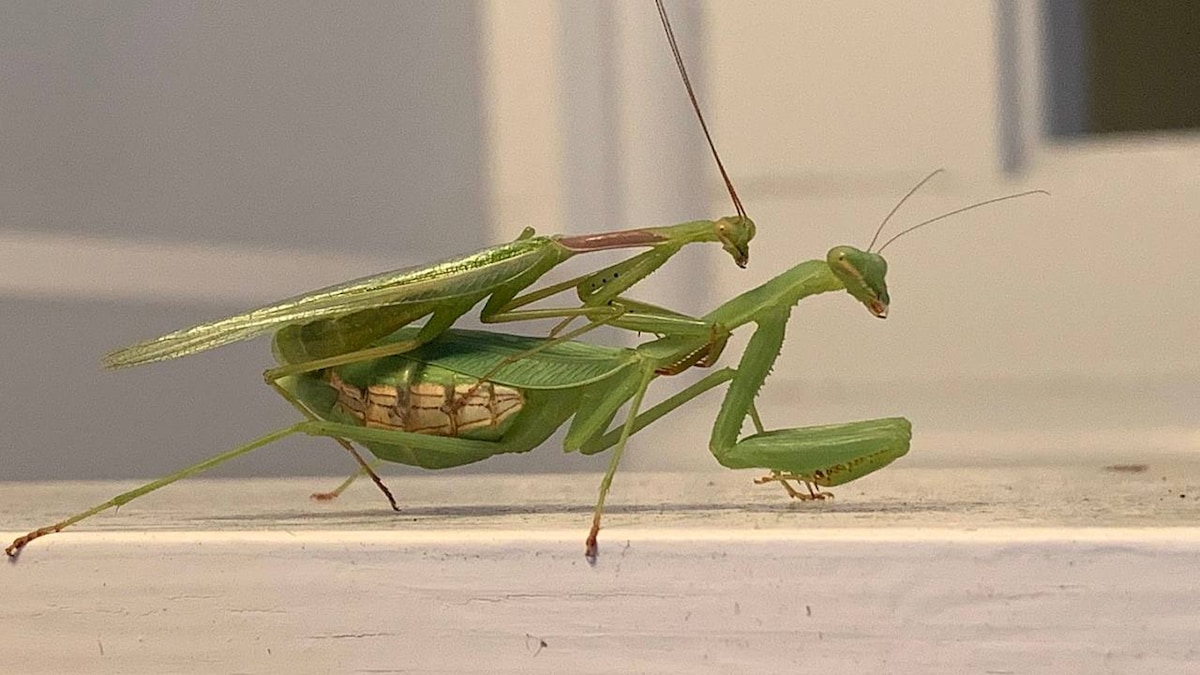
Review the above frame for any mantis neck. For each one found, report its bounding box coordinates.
[556,219,721,252]
[701,260,844,331]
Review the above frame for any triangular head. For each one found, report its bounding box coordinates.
[827,246,889,318]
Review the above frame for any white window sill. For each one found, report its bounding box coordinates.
[4,464,1199,672]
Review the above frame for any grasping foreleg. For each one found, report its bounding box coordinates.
[708,310,912,496]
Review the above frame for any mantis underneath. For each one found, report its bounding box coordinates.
[5,177,1046,559]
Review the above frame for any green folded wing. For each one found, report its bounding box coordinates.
[370,328,637,390]
[103,237,558,369]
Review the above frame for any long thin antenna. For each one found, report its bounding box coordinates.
[866,169,944,252]
[655,0,746,220]
[875,190,1049,253]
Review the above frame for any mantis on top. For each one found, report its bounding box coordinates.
[95,0,752,503]
[102,1,752,379]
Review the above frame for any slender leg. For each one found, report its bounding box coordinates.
[747,401,766,434]
[453,303,717,415]
[753,472,834,500]
[6,424,308,557]
[493,245,684,315]
[267,377,398,511]
[264,298,478,381]
[264,337,430,381]
[578,368,737,455]
[585,366,656,563]
[309,461,385,503]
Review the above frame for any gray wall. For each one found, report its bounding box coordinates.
[1,2,501,479]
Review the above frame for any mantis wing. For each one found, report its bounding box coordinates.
[336,327,637,391]
[103,236,559,369]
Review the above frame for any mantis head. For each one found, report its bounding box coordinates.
[827,246,889,318]
[715,215,756,268]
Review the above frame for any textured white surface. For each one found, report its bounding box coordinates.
[4,465,1200,673]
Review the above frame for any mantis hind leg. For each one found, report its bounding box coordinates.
[309,462,382,503]
[6,424,308,557]
[581,365,657,563]
[268,377,398,511]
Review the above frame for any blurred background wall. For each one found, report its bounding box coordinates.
[1,1,1196,481]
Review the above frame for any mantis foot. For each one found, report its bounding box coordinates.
[309,459,400,512]
[6,524,63,558]
[754,472,834,501]
[585,524,600,565]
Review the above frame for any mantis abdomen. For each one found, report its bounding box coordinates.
[324,368,525,439]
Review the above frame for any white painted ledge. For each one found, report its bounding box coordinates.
[3,464,1200,673]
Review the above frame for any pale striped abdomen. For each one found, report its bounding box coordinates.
[327,370,523,437]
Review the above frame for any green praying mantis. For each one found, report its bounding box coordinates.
[5,171,1045,559]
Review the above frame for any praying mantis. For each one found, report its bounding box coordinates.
[101,2,749,377]
[5,173,1045,558]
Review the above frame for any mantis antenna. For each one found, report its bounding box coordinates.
[875,189,1050,254]
[656,0,746,220]
[866,169,945,252]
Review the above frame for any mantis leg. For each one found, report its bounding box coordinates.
[263,297,479,381]
[262,301,478,503]
[582,365,657,562]
[5,400,576,557]
[445,304,630,411]
[752,472,833,501]
[708,310,912,490]
[6,424,309,557]
[577,368,737,455]
[309,464,377,503]
[448,301,714,423]
[490,245,686,317]
[484,244,691,336]
[267,378,398,510]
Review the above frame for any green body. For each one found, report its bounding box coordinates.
[6,244,913,559]
[263,247,912,484]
